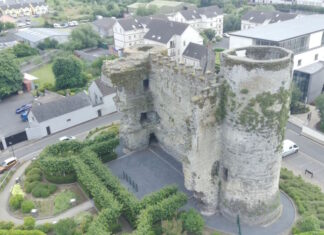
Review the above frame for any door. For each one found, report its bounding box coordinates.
[97,109,102,117]
[0,141,3,151]
[46,126,51,135]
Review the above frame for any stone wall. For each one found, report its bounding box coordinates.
[103,45,294,225]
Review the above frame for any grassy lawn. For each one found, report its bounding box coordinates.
[54,190,78,215]
[31,63,55,90]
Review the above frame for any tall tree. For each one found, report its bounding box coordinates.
[68,24,101,50]
[0,52,23,99]
[315,94,324,131]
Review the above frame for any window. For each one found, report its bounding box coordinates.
[223,168,228,181]
[140,113,147,123]
[183,41,186,46]
[128,36,131,40]
[298,59,302,66]
[67,119,71,122]
[170,41,175,48]
[315,54,319,61]
[143,79,149,91]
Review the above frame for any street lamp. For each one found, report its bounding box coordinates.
[8,142,15,158]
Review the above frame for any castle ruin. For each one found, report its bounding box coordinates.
[103,45,293,225]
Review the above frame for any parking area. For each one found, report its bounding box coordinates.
[108,145,295,235]
[0,93,33,138]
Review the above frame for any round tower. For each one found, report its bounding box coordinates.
[219,46,293,225]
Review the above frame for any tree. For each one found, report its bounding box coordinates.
[295,215,320,233]
[37,38,58,50]
[53,56,86,90]
[24,217,36,230]
[180,209,205,235]
[12,43,39,58]
[68,24,101,50]
[136,5,158,16]
[223,14,241,32]
[54,218,77,235]
[162,218,186,235]
[0,52,23,99]
[315,94,324,132]
[203,29,216,41]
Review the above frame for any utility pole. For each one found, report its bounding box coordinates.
[8,142,15,158]
[237,215,242,235]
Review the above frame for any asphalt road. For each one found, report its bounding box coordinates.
[0,112,122,162]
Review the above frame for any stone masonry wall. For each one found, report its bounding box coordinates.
[103,45,294,225]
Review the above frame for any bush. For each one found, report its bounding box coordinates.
[180,209,205,235]
[36,223,54,234]
[54,218,77,235]
[31,183,57,198]
[296,215,320,233]
[9,194,24,210]
[25,173,42,182]
[89,138,119,163]
[21,200,35,213]
[12,43,38,58]
[24,181,39,194]
[0,221,14,230]
[0,230,45,235]
[12,184,24,196]
[44,172,76,184]
[23,216,35,230]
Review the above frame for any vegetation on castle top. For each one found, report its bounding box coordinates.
[215,82,230,123]
[280,168,324,234]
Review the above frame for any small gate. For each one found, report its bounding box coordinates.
[5,131,28,146]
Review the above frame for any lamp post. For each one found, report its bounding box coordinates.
[8,142,15,158]
[237,215,242,235]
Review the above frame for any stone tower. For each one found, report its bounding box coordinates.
[103,45,293,225]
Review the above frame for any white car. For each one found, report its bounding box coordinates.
[282,139,299,157]
[59,136,76,141]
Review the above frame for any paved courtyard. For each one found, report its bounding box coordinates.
[108,145,296,235]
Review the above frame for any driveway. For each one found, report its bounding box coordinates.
[108,145,296,235]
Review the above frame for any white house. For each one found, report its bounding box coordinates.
[92,17,116,38]
[88,79,117,116]
[182,42,208,68]
[229,15,324,70]
[144,19,203,62]
[241,10,297,30]
[250,0,324,7]
[169,5,223,37]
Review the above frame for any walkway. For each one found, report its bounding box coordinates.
[0,161,94,225]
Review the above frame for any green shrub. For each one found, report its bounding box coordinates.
[31,183,57,198]
[296,215,321,233]
[54,218,77,235]
[26,168,42,176]
[21,200,35,213]
[23,216,35,230]
[24,181,39,194]
[9,194,24,210]
[180,209,205,235]
[25,173,42,182]
[0,230,45,235]
[36,223,54,234]
[0,221,14,230]
[44,172,76,184]
[54,190,76,215]
[89,138,119,163]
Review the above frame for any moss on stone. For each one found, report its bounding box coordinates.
[215,82,230,123]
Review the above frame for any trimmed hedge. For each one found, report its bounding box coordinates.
[89,138,119,163]
[9,194,24,210]
[44,172,76,184]
[136,192,188,234]
[0,230,45,235]
[21,200,35,213]
[31,183,57,198]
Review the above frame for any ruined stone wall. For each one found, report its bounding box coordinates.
[103,45,294,225]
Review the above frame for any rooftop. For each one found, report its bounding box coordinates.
[241,10,297,24]
[117,15,168,31]
[31,92,91,123]
[179,5,223,20]
[230,14,324,42]
[15,28,70,43]
[94,79,115,96]
[92,17,116,31]
[144,19,188,44]
[182,42,207,60]
[295,61,324,74]
[128,0,184,9]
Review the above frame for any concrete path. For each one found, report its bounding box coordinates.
[0,161,93,225]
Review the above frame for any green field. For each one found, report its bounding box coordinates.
[31,63,55,90]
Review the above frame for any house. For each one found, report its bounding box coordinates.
[241,10,298,30]
[294,61,324,103]
[0,31,18,50]
[169,5,223,37]
[88,79,117,116]
[0,0,48,17]
[15,28,70,47]
[127,0,195,15]
[229,14,324,103]
[144,19,203,62]
[182,42,207,68]
[113,15,167,50]
[92,17,116,38]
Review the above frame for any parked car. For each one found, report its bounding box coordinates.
[16,104,32,114]
[0,157,17,174]
[59,136,76,141]
[282,139,299,157]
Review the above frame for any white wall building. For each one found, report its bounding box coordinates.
[169,5,223,37]
[144,19,203,62]
[250,0,324,7]
[229,15,324,70]
[241,10,297,31]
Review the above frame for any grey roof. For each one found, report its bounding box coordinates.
[93,17,116,31]
[0,32,17,43]
[94,79,115,96]
[230,15,324,42]
[241,10,297,24]
[179,5,222,20]
[15,28,70,43]
[31,92,91,122]
[182,42,207,60]
[295,61,324,74]
[0,0,45,9]
[144,19,188,44]
[117,15,168,31]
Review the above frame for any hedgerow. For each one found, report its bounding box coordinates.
[0,230,45,235]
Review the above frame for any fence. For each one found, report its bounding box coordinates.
[122,171,138,192]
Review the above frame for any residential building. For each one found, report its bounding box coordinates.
[182,42,214,70]
[241,10,297,30]
[127,0,195,15]
[229,14,324,103]
[88,79,116,116]
[15,28,70,47]
[144,19,203,62]
[169,5,223,37]
[92,17,116,38]
[113,15,168,50]
[250,0,324,7]
[0,0,48,17]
